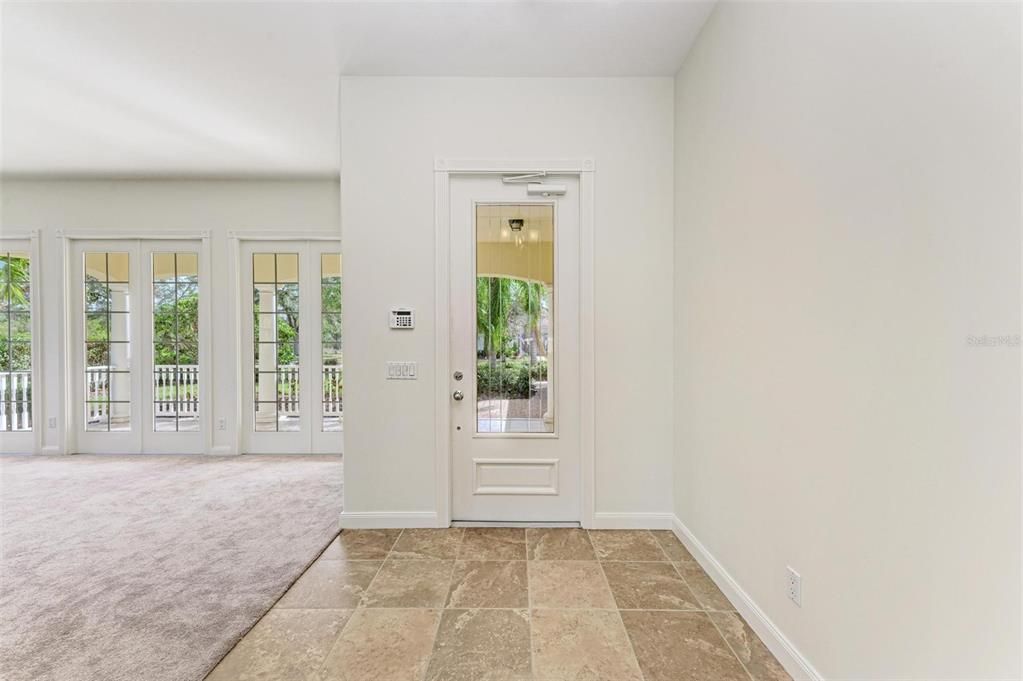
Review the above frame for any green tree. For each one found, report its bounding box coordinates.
[512,279,547,359]
[0,255,29,309]
[153,287,199,365]
[476,276,514,367]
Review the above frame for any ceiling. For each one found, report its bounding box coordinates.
[1,1,715,178]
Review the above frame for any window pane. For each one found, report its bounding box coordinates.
[152,252,199,432]
[108,313,130,343]
[108,372,131,402]
[0,252,33,432]
[85,343,108,368]
[8,284,29,312]
[475,205,554,434]
[85,282,110,311]
[154,402,177,431]
[109,404,131,431]
[253,254,276,283]
[320,253,341,280]
[107,253,130,283]
[9,403,31,432]
[85,313,109,342]
[152,253,176,282]
[252,253,301,432]
[176,253,198,281]
[9,314,30,341]
[322,342,343,366]
[83,252,129,432]
[108,282,131,312]
[9,344,31,371]
[86,412,109,431]
[276,254,299,283]
[322,314,342,343]
[321,253,342,431]
[85,252,107,280]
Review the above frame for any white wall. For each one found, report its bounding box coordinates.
[0,178,339,454]
[673,2,1020,679]
[340,77,674,524]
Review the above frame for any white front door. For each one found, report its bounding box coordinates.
[240,240,343,454]
[450,175,581,522]
[71,239,207,454]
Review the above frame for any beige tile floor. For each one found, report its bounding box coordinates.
[207,528,791,681]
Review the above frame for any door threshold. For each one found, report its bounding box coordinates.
[451,521,581,528]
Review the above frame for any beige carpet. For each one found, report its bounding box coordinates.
[0,454,343,681]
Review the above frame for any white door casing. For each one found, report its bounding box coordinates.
[449,174,581,522]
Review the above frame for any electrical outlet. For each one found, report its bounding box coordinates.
[786,566,802,607]
[217,418,226,431]
[48,417,57,429]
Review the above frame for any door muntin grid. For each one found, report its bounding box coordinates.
[152,252,199,432]
[321,253,342,432]
[474,204,555,434]
[84,252,131,432]
[0,252,32,431]
[253,253,301,432]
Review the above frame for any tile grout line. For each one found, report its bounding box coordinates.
[589,529,649,681]
[420,541,462,681]
[525,529,536,681]
[312,528,405,680]
[661,540,757,681]
[704,609,758,681]
[358,528,404,606]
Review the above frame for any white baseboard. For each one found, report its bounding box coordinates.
[207,446,239,456]
[339,511,439,529]
[672,515,823,681]
[39,446,65,455]
[592,512,674,530]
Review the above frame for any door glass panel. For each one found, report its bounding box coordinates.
[152,252,200,432]
[0,252,32,431]
[475,205,554,433]
[84,252,131,431]
[321,253,342,432]
[252,253,300,432]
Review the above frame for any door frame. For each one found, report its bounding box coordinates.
[57,230,213,454]
[434,158,596,528]
[228,232,344,455]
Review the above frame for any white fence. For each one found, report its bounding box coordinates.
[85,365,343,421]
[0,371,32,430]
[323,365,343,415]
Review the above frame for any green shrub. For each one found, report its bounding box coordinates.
[477,359,547,399]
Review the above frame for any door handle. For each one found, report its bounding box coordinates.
[452,390,464,401]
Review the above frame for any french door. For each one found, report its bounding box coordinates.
[71,239,207,454]
[240,240,342,454]
[449,175,581,522]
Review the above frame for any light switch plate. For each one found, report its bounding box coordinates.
[387,361,417,380]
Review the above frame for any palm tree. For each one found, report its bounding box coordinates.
[0,254,30,308]
[476,276,513,368]
[513,280,547,360]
